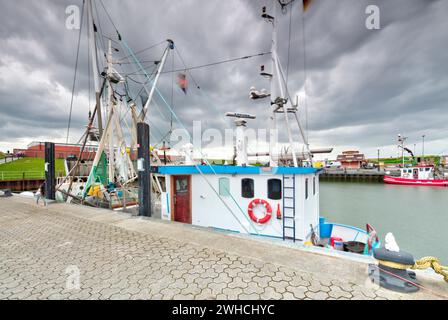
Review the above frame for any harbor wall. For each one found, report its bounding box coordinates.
[319,169,385,183]
[0,179,44,192]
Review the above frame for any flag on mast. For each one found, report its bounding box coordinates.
[177,73,188,94]
[303,0,313,11]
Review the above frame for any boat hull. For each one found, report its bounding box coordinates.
[384,175,448,187]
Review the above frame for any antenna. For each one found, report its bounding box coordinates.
[225,112,256,119]
[225,112,255,166]
[261,6,274,21]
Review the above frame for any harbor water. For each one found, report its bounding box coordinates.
[320,181,448,264]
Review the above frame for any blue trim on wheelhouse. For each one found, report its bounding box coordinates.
[156,165,320,175]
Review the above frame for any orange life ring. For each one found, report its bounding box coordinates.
[248,199,272,224]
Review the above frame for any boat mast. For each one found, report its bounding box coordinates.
[268,4,278,167]
[266,2,298,167]
[139,39,175,122]
[106,40,115,182]
[87,0,103,138]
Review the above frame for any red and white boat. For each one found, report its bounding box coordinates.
[384,166,448,187]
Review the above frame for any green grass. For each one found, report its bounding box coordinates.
[0,157,65,180]
[367,155,440,166]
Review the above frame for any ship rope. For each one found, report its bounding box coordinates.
[413,257,448,282]
[66,0,86,144]
[127,51,271,77]
[377,257,448,282]
[376,263,448,299]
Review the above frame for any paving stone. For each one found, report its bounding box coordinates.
[285,285,307,299]
[305,290,329,300]
[221,287,243,300]
[328,287,352,299]
[238,293,260,300]
[242,282,264,295]
[282,292,297,300]
[260,287,282,300]
[195,288,215,300]
[268,280,289,294]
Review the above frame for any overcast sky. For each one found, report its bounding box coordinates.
[0,0,447,158]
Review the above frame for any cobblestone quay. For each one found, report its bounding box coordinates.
[0,196,445,300]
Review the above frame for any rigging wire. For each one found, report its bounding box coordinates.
[175,47,201,90]
[127,51,271,78]
[118,59,158,65]
[87,12,92,116]
[92,0,106,73]
[301,5,309,145]
[66,0,86,144]
[170,50,174,131]
[118,40,166,62]
[98,0,120,38]
[286,1,293,85]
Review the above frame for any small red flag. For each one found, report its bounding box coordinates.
[303,0,313,11]
[177,73,188,94]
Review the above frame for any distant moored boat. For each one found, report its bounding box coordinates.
[384,166,448,187]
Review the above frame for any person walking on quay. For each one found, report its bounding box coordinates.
[36,182,47,206]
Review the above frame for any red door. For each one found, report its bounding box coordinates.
[413,169,419,179]
[172,176,191,224]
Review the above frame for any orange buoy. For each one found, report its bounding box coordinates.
[247,198,272,224]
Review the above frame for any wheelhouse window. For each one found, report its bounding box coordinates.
[241,178,254,198]
[219,177,230,197]
[313,177,316,196]
[305,178,309,200]
[267,179,282,200]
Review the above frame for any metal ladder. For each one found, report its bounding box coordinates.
[282,174,296,242]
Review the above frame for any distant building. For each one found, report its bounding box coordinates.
[13,141,97,160]
[440,155,448,167]
[336,150,365,169]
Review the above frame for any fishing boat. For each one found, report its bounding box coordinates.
[384,166,448,187]
[59,0,380,256]
[148,1,379,255]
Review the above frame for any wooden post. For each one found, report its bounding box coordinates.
[137,122,151,217]
[45,142,56,200]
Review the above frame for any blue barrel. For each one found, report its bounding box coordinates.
[319,223,333,238]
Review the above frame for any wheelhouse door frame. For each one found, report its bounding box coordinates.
[170,175,192,224]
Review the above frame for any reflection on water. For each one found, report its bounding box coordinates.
[320,181,448,263]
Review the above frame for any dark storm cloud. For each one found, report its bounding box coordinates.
[0,0,447,156]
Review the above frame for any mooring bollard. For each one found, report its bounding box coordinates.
[369,247,419,293]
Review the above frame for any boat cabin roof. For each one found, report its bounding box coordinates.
[401,166,433,169]
[153,165,320,175]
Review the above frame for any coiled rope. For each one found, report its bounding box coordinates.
[378,256,448,283]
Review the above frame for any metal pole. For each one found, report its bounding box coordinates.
[377,148,380,172]
[137,122,151,217]
[139,40,174,122]
[44,142,56,200]
[422,134,425,159]
[87,0,103,138]
[268,5,278,168]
